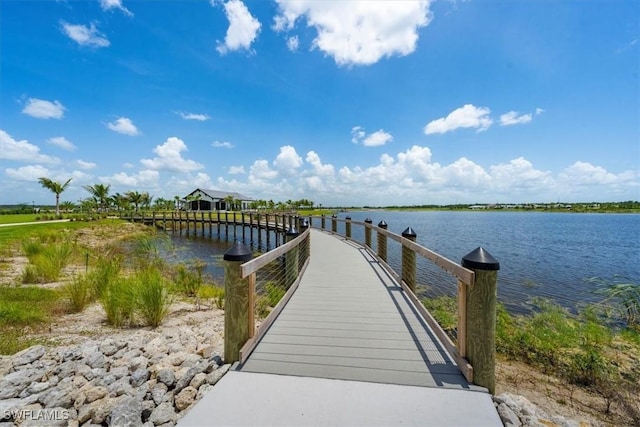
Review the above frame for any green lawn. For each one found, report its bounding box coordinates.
[0,214,39,224]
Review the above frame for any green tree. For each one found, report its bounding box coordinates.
[37,177,72,216]
[59,201,75,212]
[111,193,130,212]
[126,191,143,212]
[83,183,111,212]
[141,192,153,211]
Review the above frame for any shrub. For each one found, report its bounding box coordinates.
[90,255,122,298]
[100,278,137,327]
[137,267,171,327]
[21,239,43,260]
[174,263,201,296]
[197,285,225,310]
[65,275,93,312]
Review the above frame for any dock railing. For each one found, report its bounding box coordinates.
[308,215,500,394]
[222,226,311,366]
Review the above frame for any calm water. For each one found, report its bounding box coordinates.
[336,211,640,312]
[163,211,639,312]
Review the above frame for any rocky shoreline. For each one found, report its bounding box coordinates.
[0,326,229,427]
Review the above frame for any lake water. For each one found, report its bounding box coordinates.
[164,211,640,313]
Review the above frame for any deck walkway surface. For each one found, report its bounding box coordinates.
[179,229,501,426]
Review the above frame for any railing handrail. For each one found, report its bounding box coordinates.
[240,228,310,278]
[310,216,474,285]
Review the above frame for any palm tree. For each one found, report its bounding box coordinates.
[83,183,111,212]
[111,193,130,212]
[126,191,143,213]
[224,195,236,211]
[141,192,153,211]
[60,201,75,213]
[38,177,72,216]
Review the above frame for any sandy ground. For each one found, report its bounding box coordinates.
[0,221,633,426]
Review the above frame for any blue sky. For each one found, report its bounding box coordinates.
[1,0,638,207]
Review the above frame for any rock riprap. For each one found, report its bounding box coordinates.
[0,328,229,427]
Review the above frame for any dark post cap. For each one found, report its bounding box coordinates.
[331,214,337,218]
[223,242,253,262]
[345,216,351,221]
[286,225,298,236]
[364,218,373,224]
[462,247,500,271]
[378,220,387,229]
[402,227,417,238]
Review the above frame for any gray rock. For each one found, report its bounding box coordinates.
[54,360,78,379]
[180,354,202,368]
[189,372,207,390]
[99,339,120,357]
[108,397,142,427]
[109,365,130,379]
[12,345,46,367]
[497,402,521,427]
[108,377,134,397]
[131,368,151,387]
[174,386,197,411]
[196,384,212,401]
[0,368,45,399]
[38,387,73,409]
[205,364,230,386]
[156,368,175,388]
[26,380,54,394]
[150,383,168,406]
[91,397,122,425]
[85,351,108,370]
[148,402,176,426]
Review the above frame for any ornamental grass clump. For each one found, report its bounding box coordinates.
[100,278,137,327]
[21,240,73,283]
[136,267,171,327]
[65,275,93,312]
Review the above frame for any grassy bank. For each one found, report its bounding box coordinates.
[424,295,640,424]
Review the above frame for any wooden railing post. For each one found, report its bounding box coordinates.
[299,218,310,260]
[377,220,387,262]
[331,215,337,233]
[285,225,299,287]
[364,218,373,249]
[345,216,352,239]
[461,247,500,394]
[401,227,417,293]
[223,242,253,364]
[321,215,326,230]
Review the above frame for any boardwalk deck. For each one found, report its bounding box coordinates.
[241,229,480,390]
[179,229,501,426]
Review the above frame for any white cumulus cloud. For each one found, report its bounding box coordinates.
[22,98,65,119]
[250,159,278,180]
[140,137,204,173]
[100,0,133,16]
[212,141,234,148]
[273,145,303,173]
[424,104,493,135]
[104,170,160,187]
[47,136,76,151]
[351,127,393,147]
[273,0,432,66]
[176,111,210,121]
[76,160,96,170]
[5,165,51,181]
[0,130,60,164]
[216,0,261,54]
[286,35,299,52]
[500,111,532,126]
[107,117,140,136]
[229,165,246,174]
[61,22,110,48]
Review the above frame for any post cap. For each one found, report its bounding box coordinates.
[301,219,309,227]
[378,220,387,229]
[286,225,299,236]
[364,218,373,224]
[345,216,351,221]
[462,247,500,271]
[402,227,417,238]
[223,242,252,262]
[332,214,337,218]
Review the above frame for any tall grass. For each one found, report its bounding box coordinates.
[100,278,138,327]
[21,239,74,283]
[137,267,171,327]
[65,275,93,312]
[0,286,64,354]
[89,255,122,298]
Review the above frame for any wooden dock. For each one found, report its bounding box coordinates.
[179,229,500,426]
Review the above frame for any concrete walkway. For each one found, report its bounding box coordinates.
[0,219,70,227]
[179,229,501,426]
